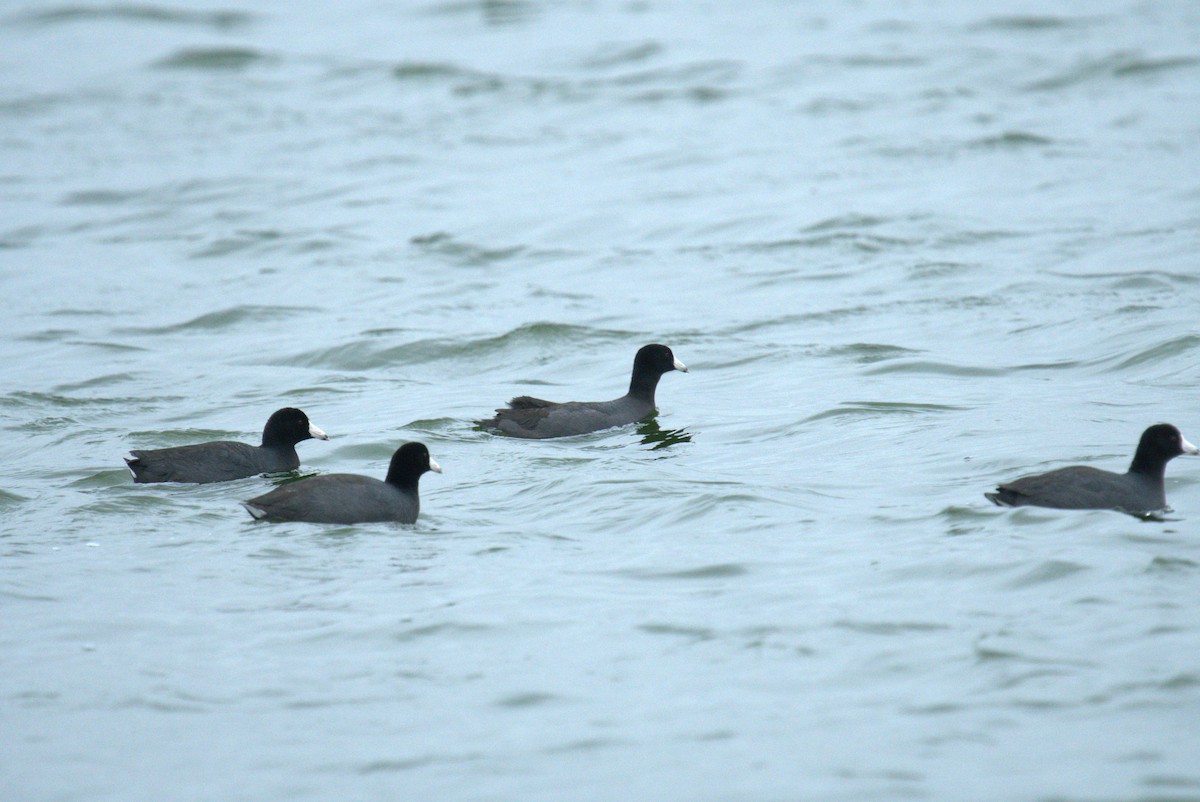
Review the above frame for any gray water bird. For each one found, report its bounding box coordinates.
[985,423,1198,513]
[126,407,328,484]
[242,441,440,524]
[477,343,687,439]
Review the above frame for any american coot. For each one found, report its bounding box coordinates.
[126,407,328,484]
[242,442,441,524]
[477,343,688,439]
[985,423,1198,513]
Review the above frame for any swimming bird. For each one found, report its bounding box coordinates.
[477,343,687,439]
[125,407,328,483]
[242,441,441,524]
[985,423,1198,513]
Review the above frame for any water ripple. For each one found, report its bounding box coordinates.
[1024,52,1200,91]
[154,47,273,71]
[822,343,922,364]
[410,231,530,266]
[967,131,1055,150]
[639,623,716,641]
[1006,560,1090,589]
[577,41,664,71]
[863,360,1005,377]
[970,15,1099,32]
[274,322,632,371]
[385,56,742,105]
[8,5,253,30]
[803,401,964,423]
[835,620,950,636]
[1106,334,1200,372]
[115,305,315,335]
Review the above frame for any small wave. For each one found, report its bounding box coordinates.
[834,619,950,635]
[1144,556,1199,574]
[810,54,926,70]
[68,469,135,489]
[17,328,77,342]
[77,493,181,515]
[276,322,631,371]
[0,223,43,248]
[617,563,749,582]
[600,60,741,89]
[803,401,963,424]
[802,213,893,233]
[392,621,493,642]
[116,305,315,335]
[639,623,716,641]
[822,342,921,364]
[0,488,29,508]
[60,189,143,206]
[740,231,917,255]
[1105,334,1200,372]
[863,360,1004,377]
[392,61,475,81]
[970,15,1094,32]
[8,5,252,30]
[53,373,138,392]
[154,47,272,71]
[1114,56,1200,78]
[54,178,259,213]
[421,0,536,25]
[190,229,285,258]
[410,231,528,266]
[1024,52,1199,91]
[70,340,149,353]
[2,391,132,409]
[387,57,740,105]
[577,41,664,71]
[584,59,742,105]
[390,60,576,101]
[1005,559,1090,588]
[391,61,505,91]
[968,131,1055,150]
[542,737,626,755]
[938,505,1002,522]
[494,691,560,708]
[1048,268,1200,286]
[934,228,1025,247]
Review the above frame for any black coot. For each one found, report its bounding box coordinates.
[125,407,328,484]
[242,442,441,524]
[985,423,1198,513]
[477,343,687,439]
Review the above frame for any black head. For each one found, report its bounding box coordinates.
[1129,423,1199,475]
[633,344,687,376]
[385,441,443,487]
[261,407,329,448]
[628,343,687,400]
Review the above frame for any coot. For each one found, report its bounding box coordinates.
[126,407,328,484]
[985,423,1198,513]
[243,441,441,524]
[477,343,687,439]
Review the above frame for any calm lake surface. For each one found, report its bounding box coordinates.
[3,1,1200,799]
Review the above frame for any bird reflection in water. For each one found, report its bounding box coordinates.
[637,417,693,450]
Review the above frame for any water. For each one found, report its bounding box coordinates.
[3,0,1200,799]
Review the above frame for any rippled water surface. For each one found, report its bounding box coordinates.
[4,1,1200,799]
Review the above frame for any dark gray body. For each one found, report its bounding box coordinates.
[478,343,686,439]
[985,423,1197,514]
[985,465,1166,513]
[484,394,656,439]
[243,473,419,524]
[126,441,300,484]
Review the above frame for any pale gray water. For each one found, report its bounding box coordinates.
[3,1,1200,799]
